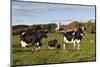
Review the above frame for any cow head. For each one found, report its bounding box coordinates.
[40,30,48,38]
[77,27,86,36]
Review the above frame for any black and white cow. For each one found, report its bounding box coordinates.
[20,30,48,51]
[63,27,86,50]
[48,39,60,49]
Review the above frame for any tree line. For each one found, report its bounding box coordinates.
[12,20,95,35]
[12,23,57,35]
[66,20,95,34]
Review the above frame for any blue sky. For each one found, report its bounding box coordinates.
[12,1,95,25]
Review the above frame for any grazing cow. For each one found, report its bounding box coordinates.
[48,39,60,49]
[63,27,86,50]
[20,30,48,51]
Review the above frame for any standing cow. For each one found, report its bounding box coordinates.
[63,27,86,50]
[20,30,48,51]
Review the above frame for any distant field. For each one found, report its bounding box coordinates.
[12,33,96,66]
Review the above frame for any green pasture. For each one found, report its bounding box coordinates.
[12,33,96,66]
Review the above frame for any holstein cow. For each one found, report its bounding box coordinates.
[20,30,48,51]
[48,39,60,49]
[63,27,86,50]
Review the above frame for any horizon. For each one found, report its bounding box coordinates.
[12,1,96,25]
[12,19,95,26]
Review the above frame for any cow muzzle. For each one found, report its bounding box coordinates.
[80,33,85,36]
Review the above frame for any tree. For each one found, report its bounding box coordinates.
[66,21,81,29]
[83,21,95,34]
[47,23,57,32]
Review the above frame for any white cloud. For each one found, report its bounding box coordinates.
[12,2,87,12]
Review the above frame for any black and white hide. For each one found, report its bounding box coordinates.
[48,39,60,49]
[20,30,48,51]
[63,27,86,50]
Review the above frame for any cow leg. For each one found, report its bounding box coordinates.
[48,46,54,49]
[32,46,35,52]
[32,45,39,52]
[78,43,80,50]
[38,47,41,50]
[31,42,39,52]
[34,42,41,51]
[31,42,36,52]
[63,43,66,50]
[35,42,41,51]
[35,44,39,51]
[35,47,38,51]
[52,47,55,49]
[37,42,41,49]
[63,37,69,50]
[36,43,38,51]
[76,40,80,50]
[73,41,76,50]
[48,46,51,49]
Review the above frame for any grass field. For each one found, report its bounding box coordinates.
[12,33,96,66]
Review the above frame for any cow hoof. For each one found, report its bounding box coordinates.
[63,49,66,50]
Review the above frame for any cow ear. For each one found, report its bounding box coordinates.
[84,28,86,30]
